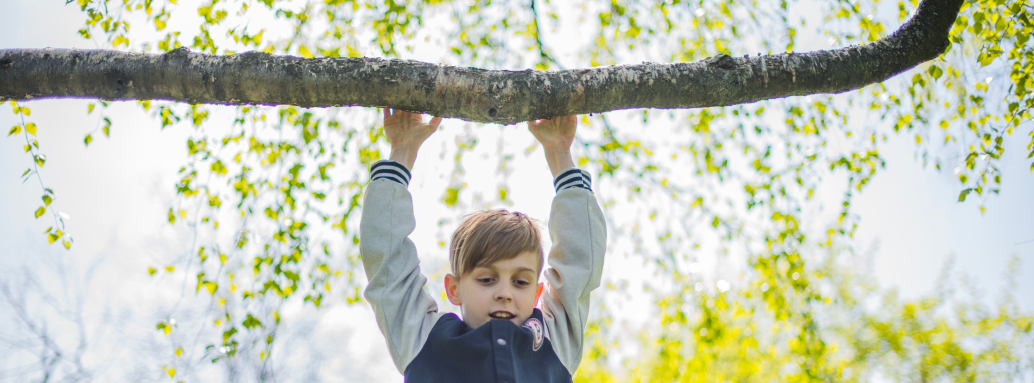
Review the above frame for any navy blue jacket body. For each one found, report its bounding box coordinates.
[404,309,570,383]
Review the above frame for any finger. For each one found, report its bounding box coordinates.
[383,108,390,119]
[429,116,443,130]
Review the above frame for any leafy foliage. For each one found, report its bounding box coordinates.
[6,0,1033,380]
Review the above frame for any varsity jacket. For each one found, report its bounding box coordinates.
[359,160,607,383]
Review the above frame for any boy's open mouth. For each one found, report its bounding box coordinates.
[489,311,516,319]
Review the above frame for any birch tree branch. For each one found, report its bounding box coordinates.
[0,0,962,124]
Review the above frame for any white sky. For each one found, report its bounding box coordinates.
[1,1,1032,382]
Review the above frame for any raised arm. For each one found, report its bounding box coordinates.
[528,116,607,375]
[359,109,443,373]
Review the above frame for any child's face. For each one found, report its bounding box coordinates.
[445,251,543,329]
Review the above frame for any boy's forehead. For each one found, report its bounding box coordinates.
[474,251,541,272]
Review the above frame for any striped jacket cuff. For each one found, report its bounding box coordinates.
[553,168,592,193]
[370,160,412,187]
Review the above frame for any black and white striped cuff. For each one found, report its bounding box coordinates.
[370,160,412,187]
[553,168,592,193]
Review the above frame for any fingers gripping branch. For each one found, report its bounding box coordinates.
[384,109,441,170]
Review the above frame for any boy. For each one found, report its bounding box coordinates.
[360,108,607,382]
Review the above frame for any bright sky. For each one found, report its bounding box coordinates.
[1,1,1032,382]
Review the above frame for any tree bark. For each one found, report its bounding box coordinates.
[0,0,962,124]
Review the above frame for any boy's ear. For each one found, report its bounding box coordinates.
[444,273,462,306]
[535,282,544,306]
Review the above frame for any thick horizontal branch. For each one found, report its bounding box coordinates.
[0,0,962,124]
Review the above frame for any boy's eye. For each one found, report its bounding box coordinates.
[514,280,530,287]
[477,278,494,284]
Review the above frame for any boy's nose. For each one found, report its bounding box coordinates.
[495,285,513,302]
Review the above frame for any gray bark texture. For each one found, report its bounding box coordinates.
[0,0,962,124]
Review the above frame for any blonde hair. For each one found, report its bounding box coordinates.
[449,210,543,278]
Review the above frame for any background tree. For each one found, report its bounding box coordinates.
[2,0,1032,381]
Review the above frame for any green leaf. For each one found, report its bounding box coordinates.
[978,52,995,66]
[242,314,264,329]
[34,206,46,218]
[42,195,52,206]
[928,65,943,80]
[223,327,237,343]
[911,73,925,87]
[958,188,973,202]
[47,233,59,244]
[84,134,93,146]
[442,187,461,206]
[24,122,36,136]
[236,231,248,248]
[7,125,20,136]
[168,208,176,224]
[148,267,157,276]
[112,35,129,47]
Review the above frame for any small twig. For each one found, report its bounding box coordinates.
[19,111,64,236]
[529,0,565,70]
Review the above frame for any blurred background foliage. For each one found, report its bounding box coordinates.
[6,0,1033,380]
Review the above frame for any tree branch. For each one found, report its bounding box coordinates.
[0,0,962,124]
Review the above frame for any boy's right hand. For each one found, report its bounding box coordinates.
[527,115,577,152]
[383,108,442,170]
[528,116,578,178]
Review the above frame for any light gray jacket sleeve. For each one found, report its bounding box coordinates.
[539,168,608,375]
[359,165,440,374]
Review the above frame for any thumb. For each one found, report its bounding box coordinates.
[429,116,443,130]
